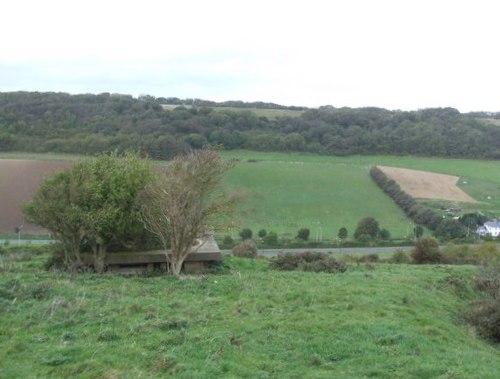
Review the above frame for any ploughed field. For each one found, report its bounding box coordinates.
[1,151,499,239]
[378,166,477,203]
[0,158,72,234]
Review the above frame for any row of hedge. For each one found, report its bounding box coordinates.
[370,166,467,240]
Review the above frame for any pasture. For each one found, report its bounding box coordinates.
[1,151,499,240]
[1,249,499,378]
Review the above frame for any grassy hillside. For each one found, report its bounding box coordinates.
[222,151,500,240]
[1,249,499,378]
[1,151,499,239]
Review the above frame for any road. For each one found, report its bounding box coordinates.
[221,246,414,256]
[1,240,414,255]
[0,239,54,245]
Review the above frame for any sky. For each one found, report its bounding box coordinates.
[1,0,499,112]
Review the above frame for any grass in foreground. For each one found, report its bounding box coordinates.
[0,251,499,378]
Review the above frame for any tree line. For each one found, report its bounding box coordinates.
[369,166,486,240]
[1,92,500,159]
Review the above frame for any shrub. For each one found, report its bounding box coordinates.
[389,249,411,264]
[270,252,346,273]
[379,228,391,241]
[239,228,253,240]
[222,235,234,246]
[411,237,441,264]
[232,239,258,258]
[263,232,278,246]
[258,229,267,238]
[296,228,310,241]
[468,264,500,342]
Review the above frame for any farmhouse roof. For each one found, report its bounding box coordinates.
[484,219,500,229]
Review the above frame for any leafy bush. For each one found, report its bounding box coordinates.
[270,252,346,273]
[232,239,258,259]
[258,229,267,238]
[411,238,441,264]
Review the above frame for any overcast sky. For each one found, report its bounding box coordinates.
[1,0,499,112]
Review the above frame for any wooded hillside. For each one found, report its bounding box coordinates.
[1,92,499,159]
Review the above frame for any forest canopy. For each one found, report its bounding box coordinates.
[1,91,499,160]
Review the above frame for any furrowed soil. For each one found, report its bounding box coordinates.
[378,166,477,203]
[0,159,72,233]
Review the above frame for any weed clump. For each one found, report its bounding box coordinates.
[389,250,411,264]
[232,239,257,259]
[270,252,346,273]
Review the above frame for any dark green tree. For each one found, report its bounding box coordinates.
[354,217,380,240]
[296,228,310,241]
[258,229,267,238]
[239,228,253,240]
[338,227,348,240]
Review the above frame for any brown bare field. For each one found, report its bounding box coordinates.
[0,159,73,233]
[378,166,477,203]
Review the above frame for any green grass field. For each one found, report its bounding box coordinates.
[2,151,499,241]
[222,151,500,240]
[1,250,499,378]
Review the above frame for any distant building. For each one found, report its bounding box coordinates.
[477,220,500,237]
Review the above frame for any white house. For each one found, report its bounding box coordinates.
[477,220,500,237]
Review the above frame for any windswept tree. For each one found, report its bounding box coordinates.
[139,149,237,276]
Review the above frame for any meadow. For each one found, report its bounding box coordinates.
[1,151,499,240]
[1,248,499,378]
[222,151,500,240]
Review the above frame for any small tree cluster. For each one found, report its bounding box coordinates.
[353,217,391,242]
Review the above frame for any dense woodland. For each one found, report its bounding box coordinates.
[1,91,499,160]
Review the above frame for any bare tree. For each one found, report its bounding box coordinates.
[139,150,236,276]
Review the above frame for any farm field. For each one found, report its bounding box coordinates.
[222,151,500,240]
[1,151,499,240]
[1,251,499,378]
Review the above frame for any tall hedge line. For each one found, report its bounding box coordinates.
[370,166,466,240]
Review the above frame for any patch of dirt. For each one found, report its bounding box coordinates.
[378,166,477,203]
[0,159,73,233]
